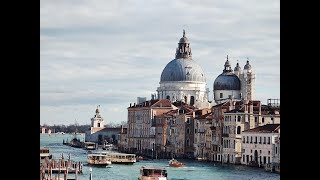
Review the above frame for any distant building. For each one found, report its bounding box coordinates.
[85,106,121,145]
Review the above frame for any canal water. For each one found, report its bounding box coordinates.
[40,134,280,180]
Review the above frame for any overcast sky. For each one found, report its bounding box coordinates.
[40,0,280,126]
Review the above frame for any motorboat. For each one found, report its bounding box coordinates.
[138,166,167,180]
[168,158,185,167]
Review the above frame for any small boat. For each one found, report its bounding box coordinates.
[138,166,168,180]
[40,148,52,160]
[168,158,185,167]
[84,142,97,150]
[87,153,112,166]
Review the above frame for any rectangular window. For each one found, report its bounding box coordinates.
[187,118,190,124]
[259,137,262,144]
[246,136,249,143]
[250,136,252,143]
[264,137,266,144]
[268,137,270,144]
[262,117,265,123]
[255,116,257,122]
[237,116,241,122]
[243,137,245,143]
[255,136,257,144]
[220,93,223,98]
[243,155,245,162]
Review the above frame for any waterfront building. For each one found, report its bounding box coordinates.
[241,124,280,167]
[194,111,212,160]
[127,99,177,154]
[85,106,121,145]
[221,100,280,164]
[118,125,128,152]
[162,103,195,159]
[157,30,211,109]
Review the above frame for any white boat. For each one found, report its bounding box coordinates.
[95,151,136,164]
[40,148,52,160]
[87,153,112,166]
[138,166,168,180]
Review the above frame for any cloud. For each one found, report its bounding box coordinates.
[40,0,280,125]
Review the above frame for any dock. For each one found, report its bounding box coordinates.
[40,158,83,180]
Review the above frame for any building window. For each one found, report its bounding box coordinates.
[268,157,270,163]
[255,116,257,122]
[237,126,241,134]
[268,151,270,155]
[250,136,252,143]
[255,136,257,144]
[276,147,278,154]
[220,93,223,98]
[166,95,170,100]
[260,150,262,154]
[243,155,245,162]
[237,116,241,122]
[262,117,265,123]
[243,137,245,143]
[246,136,249,143]
[97,123,100,127]
[268,137,270,144]
[186,128,190,134]
[259,137,262,144]
[271,117,274,120]
[186,139,190,146]
[190,96,195,105]
[187,118,190,124]
[264,137,266,144]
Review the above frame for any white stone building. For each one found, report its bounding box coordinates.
[241,124,280,167]
[157,30,211,109]
[85,106,121,145]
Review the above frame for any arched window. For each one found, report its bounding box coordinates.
[237,126,241,134]
[190,96,195,105]
[166,95,170,100]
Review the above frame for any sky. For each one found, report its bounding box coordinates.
[40,0,280,126]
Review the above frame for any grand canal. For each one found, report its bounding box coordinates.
[40,134,280,180]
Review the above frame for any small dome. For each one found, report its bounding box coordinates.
[160,58,206,82]
[234,62,241,71]
[244,60,251,70]
[214,72,241,90]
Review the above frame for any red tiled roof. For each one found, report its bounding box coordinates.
[242,124,280,133]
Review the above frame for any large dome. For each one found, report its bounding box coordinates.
[160,58,206,82]
[214,72,240,90]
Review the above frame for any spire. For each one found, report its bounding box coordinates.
[175,30,192,59]
[223,55,233,73]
